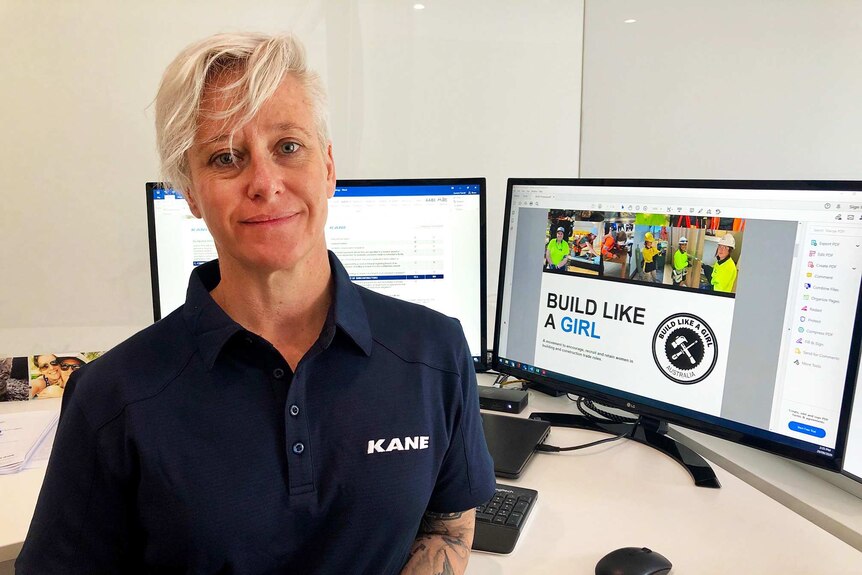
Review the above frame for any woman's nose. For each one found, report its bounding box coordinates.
[246,156,282,200]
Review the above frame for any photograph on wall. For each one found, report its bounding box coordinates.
[0,357,31,402]
[29,352,102,400]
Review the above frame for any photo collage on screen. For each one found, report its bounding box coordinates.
[543,209,746,295]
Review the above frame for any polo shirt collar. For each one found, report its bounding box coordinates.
[182,260,243,370]
[182,253,372,370]
[327,251,373,357]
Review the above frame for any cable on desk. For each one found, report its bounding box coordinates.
[489,373,529,388]
[535,429,633,453]
[500,378,528,387]
[567,394,638,424]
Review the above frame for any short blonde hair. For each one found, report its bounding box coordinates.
[154,32,329,193]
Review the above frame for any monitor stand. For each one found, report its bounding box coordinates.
[529,412,721,489]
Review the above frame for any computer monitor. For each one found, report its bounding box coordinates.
[842,355,862,481]
[146,178,488,370]
[328,178,487,369]
[494,178,862,475]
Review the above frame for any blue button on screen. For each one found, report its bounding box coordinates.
[788,421,826,438]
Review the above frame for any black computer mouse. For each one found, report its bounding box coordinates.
[595,546,672,575]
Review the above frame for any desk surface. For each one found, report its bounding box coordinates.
[3,388,861,572]
[0,398,56,563]
[469,380,861,573]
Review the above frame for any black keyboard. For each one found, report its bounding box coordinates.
[472,483,538,554]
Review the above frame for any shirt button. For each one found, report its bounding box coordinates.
[273,368,285,379]
[292,442,305,455]
[289,404,300,417]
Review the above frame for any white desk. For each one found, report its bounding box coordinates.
[0,399,57,566]
[3,391,861,573]
[469,380,861,573]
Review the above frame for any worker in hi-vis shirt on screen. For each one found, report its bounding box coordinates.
[672,236,693,287]
[546,226,571,270]
[711,234,738,293]
[638,231,664,283]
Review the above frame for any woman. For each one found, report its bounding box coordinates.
[18,31,493,575]
[30,354,62,398]
[638,231,664,283]
[545,226,571,270]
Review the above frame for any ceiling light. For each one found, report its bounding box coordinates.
[624,19,637,24]
[414,3,425,9]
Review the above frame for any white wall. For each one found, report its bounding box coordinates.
[0,0,583,355]
[579,0,862,499]
[580,0,862,180]
[330,1,584,341]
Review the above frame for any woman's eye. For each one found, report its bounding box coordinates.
[212,152,236,167]
[280,141,299,154]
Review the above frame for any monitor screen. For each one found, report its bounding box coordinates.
[494,178,862,470]
[843,355,862,481]
[146,178,487,370]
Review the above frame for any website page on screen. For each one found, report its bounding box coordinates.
[151,187,217,317]
[497,184,862,457]
[327,184,483,361]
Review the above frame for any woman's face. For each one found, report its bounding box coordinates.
[717,245,731,259]
[58,358,84,386]
[185,74,336,275]
[36,354,61,384]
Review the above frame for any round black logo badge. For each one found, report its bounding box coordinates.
[652,313,718,385]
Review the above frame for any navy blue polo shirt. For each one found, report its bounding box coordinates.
[17,253,495,575]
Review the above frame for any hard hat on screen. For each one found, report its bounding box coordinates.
[679,237,688,244]
[718,234,736,248]
[644,232,655,242]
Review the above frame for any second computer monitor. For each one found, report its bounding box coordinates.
[146,177,488,370]
[329,178,487,370]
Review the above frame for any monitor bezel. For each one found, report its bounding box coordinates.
[336,177,488,371]
[493,177,862,471]
[145,182,165,323]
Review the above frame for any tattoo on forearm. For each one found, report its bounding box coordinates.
[403,510,474,575]
[419,511,464,536]
[438,552,455,575]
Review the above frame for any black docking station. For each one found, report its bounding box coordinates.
[478,386,529,414]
